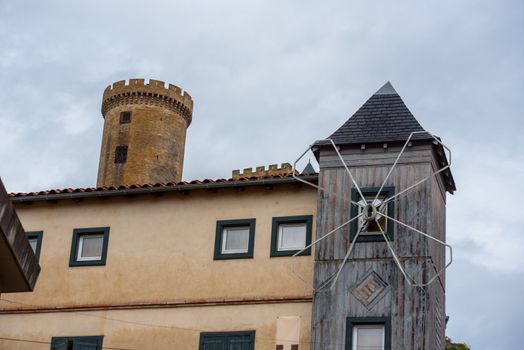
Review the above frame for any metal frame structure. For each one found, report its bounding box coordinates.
[291,131,453,291]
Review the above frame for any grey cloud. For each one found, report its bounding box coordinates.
[1,0,523,347]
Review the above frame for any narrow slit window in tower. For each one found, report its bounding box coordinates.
[120,111,132,124]
[115,145,128,164]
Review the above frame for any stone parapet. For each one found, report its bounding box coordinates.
[101,79,193,126]
[232,163,295,180]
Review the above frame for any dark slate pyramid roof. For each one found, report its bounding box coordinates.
[301,161,317,175]
[328,82,433,145]
[323,82,456,193]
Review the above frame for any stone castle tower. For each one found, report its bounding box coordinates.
[97,79,193,187]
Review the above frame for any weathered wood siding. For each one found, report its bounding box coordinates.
[0,179,40,293]
[311,143,447,350]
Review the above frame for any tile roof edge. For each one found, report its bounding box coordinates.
[9,175,319,202]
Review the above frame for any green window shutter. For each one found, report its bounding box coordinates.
[200,332,255,350]
[50,336,103,350]
[73,336,103,350]
[228,333,254,350]
[200,334,226,350]
[50,338,69,350]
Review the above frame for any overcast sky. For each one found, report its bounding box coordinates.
[1,0,522,348]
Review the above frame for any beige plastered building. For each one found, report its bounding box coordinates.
[1,180,316,350]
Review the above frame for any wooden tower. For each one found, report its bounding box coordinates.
[310,82,456,350]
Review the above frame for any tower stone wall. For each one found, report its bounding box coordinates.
[97,79,193,187]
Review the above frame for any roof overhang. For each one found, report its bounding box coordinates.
[9,175,319,203]
[312,139,456,194]
[0,178,40,292]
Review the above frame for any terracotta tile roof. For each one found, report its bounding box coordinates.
[9,174,318,202]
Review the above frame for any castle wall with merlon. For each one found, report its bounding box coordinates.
[232,163,294,180]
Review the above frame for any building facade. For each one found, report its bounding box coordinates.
[0,80,454,350]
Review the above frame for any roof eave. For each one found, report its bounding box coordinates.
[312,139,456,194]
[10,175,319,203]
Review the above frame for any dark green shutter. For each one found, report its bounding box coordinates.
[200,331,255,350]
[228,333,254,350]
[50,338,69,350]
[50,336,103,350]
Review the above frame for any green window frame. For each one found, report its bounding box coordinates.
[350,187,395,243]
[50,335,103,349]
[69,227,110,267]
[270,215,313,257]
[26,230,43,261]
[346,317,391,350]
[199,331,255,350]
[214,219,256,260]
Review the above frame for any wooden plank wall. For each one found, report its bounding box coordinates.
[311,143,447,350]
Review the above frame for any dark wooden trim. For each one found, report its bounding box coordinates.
[270,215,313,257]
[345,316,391,350]
[25,231,43,262]
[69,227,110,267]
[0,179,40,292]
[214,219,256,260]
[350,187,395,242]
[0,296,312,314]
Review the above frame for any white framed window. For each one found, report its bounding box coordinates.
[221,226,250,254]
[277,223,307,251]
[352,324,385,350]
[77,234,104,261]
[347,317,390,350]
[69,227,110,267]
[214,219,256,259]
[271,215,313,257]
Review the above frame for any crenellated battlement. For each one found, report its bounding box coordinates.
[101,78,193,124]
[232,163,295,180]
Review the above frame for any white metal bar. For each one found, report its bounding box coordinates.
[375,217,418,286]
[290,131,453,290]
[381,132,452,206]
[372,131,428,203]
[325,139,367,204]
[325,221,367,291]
[291,213,363,290]
[292,142,363,208]
[382,213,452,287]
